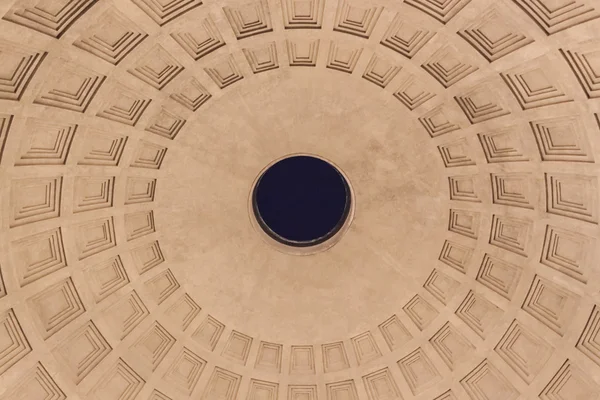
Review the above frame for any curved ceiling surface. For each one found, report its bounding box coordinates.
[0,0,599,399]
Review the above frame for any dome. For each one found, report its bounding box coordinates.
[0,0,599,399]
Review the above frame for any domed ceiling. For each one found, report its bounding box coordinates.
[0,0,600,399]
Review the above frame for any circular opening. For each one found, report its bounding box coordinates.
[252,155,352,247]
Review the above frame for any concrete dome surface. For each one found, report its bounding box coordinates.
[0,0,599,399]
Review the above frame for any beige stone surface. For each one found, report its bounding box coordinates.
[0,0,599,399]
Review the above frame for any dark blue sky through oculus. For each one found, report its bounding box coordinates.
[254,156,349,244]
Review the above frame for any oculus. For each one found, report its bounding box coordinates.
[252,155,351,248]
